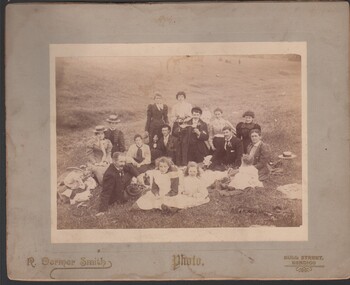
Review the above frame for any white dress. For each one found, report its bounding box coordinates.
[136,170,173,210]
[229,165,263,190]
[163,176,210,209]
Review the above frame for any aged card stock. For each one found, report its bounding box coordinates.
[6,2,350,280]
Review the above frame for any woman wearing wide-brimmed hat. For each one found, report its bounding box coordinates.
[247,129,271,181]
[85,125,113,184]
[104,114,126,154]
[236,110,261,154]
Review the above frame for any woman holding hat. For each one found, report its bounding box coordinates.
[236,110,261,154]
[247,129,271,181]
[104,114,126,154]
[86,125,113,184]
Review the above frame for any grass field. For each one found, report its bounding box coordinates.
[55,54,302,229]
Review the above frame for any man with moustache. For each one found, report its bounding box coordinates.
[96,152,141,215]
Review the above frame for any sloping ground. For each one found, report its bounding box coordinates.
[56,55,302,228]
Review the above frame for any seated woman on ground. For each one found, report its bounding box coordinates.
[85,125,113,184]
[228,154,263,190]
[247,129,271,181]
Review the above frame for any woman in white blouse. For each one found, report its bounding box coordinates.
[170,91,192,125]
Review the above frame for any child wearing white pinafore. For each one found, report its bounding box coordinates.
[229,154,263,190]
[164,162,210,209]
[135,157,180,210]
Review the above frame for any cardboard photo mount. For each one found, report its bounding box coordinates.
[5,2,350,281]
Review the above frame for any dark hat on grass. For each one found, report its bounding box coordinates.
[126,184,147,197]
[242,110,255,118]
[191,106,202,114]
[94,125,107,134]
[106,114,121,123]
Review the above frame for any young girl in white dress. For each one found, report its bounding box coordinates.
[163,161,210,209]
[135,157,180,210]
[228,154,263,190]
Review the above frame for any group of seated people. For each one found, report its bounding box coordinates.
[81,91,271,215]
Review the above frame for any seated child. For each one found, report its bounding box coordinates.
[134,156,179,210]
[228,154,263,190]
[181,161,208,199]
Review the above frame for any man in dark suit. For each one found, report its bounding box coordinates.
[210,126,243,169]
[96,152,140,215]
[159,124,178,164]
[173,107,209,165]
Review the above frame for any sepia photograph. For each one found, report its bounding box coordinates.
[6,2,350,280]
[51,43,307,242]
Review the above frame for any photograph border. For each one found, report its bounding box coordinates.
[50,42,308,243]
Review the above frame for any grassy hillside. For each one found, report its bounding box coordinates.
[55,55,302,229]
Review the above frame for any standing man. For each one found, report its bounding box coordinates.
[159,124,178,164]
[104,114,126,154]
[210,126,243,170]
[145,93,169,144]
[96,152,140,215]
[173,107,209,165]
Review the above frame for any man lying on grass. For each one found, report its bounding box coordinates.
[96,152,143,216]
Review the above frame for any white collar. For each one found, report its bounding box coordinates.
[225,136,233,141]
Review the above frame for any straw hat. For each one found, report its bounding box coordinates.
[106,114,121,123]
[94,125,107,134]
[278,151,297,159]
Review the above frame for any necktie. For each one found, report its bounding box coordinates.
[135,146,143,163]
[224,139,229,150]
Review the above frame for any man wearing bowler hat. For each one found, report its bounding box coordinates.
[104,114,126,155]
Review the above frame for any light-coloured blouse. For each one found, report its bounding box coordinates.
[208,118,236,148]
[126,144,151,166]
[170,101,192,123]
